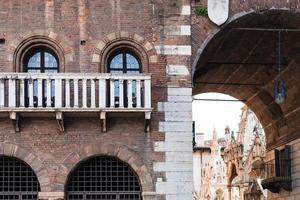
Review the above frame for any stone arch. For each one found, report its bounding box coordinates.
[0,143,50,192]
[92,31,158,73]
[227,162,239,185]
[192,9,300,146]
[192,10,254,75]
[60,142,155,194]
[9,30,75,72]
[192,7,298,74]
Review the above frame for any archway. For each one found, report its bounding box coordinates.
[193,8,300,200]
[193,10,300,148]
[65,155,142,200]
[193,92,267,200]
[0,156,41,200]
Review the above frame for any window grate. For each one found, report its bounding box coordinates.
[0,156,40,200]
[67,157,141,200]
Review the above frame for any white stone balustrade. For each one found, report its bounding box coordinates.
[0,73,152,111]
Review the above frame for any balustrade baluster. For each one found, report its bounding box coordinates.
[99,79,106,108]
[136,80,141,108]
[127,80,132,108]
[37,79,43,107]
[91,79,96,108]
[55,78,62,108]
[28,79,34,107]
[46,79,52,107]
[82,79,87,108]
[144,79,151,109]
[119,80,124,108]
[74,79,79,108]
[8,78,16,107]
[65,79,71,108]
[110,79,115,108]
[19,78,25,108]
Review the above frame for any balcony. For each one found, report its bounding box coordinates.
[261,146,292,193]
[0,73,152,132]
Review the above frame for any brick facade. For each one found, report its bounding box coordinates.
[0,0,299,200]
[0,0,192,200]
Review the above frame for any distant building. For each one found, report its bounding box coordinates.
[193,106,266,200]
[193,128,228,200]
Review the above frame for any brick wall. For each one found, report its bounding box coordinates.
[0,0,193,200]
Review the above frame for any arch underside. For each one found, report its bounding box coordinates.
[193,10,300,148]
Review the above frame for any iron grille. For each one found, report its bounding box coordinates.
[0,156,40,200]
[67,156,142,200]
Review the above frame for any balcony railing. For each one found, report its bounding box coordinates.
[0,73,152,132]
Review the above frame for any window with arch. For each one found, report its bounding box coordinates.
[0,156,40,200]
[107,49,143,108]
[24,47,59,73]
[23,47,59,107]
[66,156,142,200]
[108,49,141,74]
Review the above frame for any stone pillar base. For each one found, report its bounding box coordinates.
[142,192,157,200]
[38,192,65,200]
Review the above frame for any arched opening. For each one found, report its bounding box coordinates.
[0,156,41,200]
[193,92,267,200]
[193,8,300,200]
[66,156,142,200]
[193,10,300,146]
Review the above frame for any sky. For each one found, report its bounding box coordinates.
[192,93,245,140]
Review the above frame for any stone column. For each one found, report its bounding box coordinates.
[39,192,65,200]
[239,185,245,200]
[142,192,157,200]
[228,186,232,200]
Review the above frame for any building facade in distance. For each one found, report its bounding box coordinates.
[193,106,266,200]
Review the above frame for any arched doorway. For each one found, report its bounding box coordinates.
[66,156,142,200]
[193,8,300,200]
[0,156,40,200]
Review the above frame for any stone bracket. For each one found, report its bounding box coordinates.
[145,111,152,133]
[142,192,157,200]
[100,111,106,132]
[10,111,20,133]
[56,111,64,132]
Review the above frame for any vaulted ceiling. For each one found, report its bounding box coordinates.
[193,10,300,148]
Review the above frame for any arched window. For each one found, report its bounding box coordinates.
[0,156,40,200]
[24,47,59,73]
[107,49,142,108]
[66,156,142,200]
[23,47,59,107]
[108,49,141,74]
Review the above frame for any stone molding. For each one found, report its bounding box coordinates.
[92,31,158,72]
[38,192,64,200]
[9,30,75,72]
[61,142,155,193]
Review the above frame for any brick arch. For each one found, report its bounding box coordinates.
[60,143,154,193]
[92,31,158,72]
[8,30,75,72]
[192,10,254,74]
[192,5,300,74]
[0,143,50,192]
